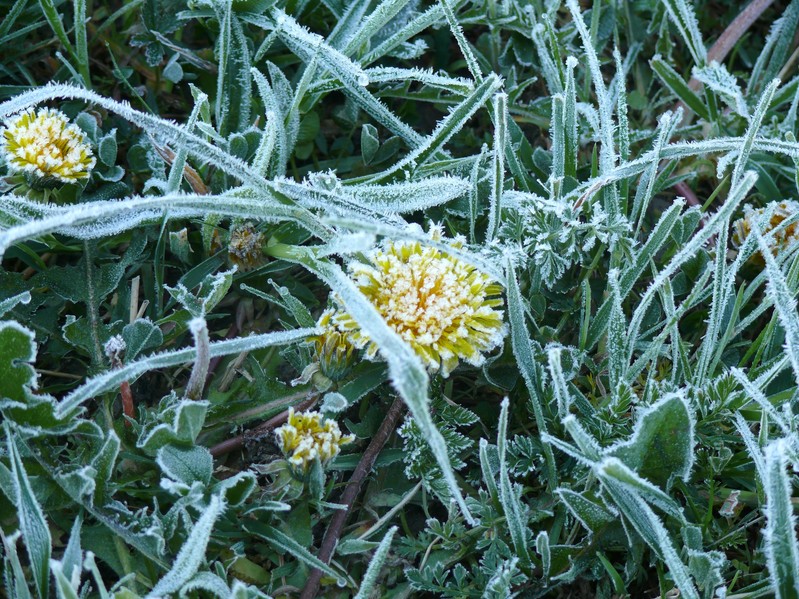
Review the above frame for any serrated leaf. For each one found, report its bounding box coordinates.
[0,322,76,433]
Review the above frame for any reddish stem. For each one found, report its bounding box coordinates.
[120,381,135,427]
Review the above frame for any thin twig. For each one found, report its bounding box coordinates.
[209,393,319,457]
[692,0,777,90]
[299,396,407,599]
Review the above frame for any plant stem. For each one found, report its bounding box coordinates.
[299,396,406,599]
[83,241,104,369]
[184,317,210,400]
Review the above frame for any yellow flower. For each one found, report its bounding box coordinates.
[332,225,506,377]
[274,408,354,472]
[308,308,356,381]
[732,201,799,260]
[1,108,95,183]
[227,222,265,271]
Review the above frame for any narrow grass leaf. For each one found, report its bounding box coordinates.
[6,428,51,599]
[353,526,397,599]
[497,397,532,568]
[763,440,799,598]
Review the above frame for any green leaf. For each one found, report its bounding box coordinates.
[764,439,799,598]
[98,130,118,166]
[122,318,164,362]
[0,321,76,433]
[353,527,397,599]
[650,56,710,120]
[147,495,226,598]
[556,488,616,533]
[157,444,213,486]
[137,396,210,453]
[608,392,695,490]
[245,522,345,585]
[0,291,31,318]
[361,123,379,164]
[6,428,52,599]
[165,267,235,318]
[0,320,37,404]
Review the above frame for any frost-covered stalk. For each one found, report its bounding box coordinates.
[184,317,210,400]
[487,92,507,241]
[763,440,799,598]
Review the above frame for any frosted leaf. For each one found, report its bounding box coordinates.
[146,495,226,598]
[693,62,748,118]
[59,327,318,416]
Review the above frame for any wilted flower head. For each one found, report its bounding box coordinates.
[274,408,354,472]
[228,222,265,271]
[332,225,506,377]
[732,200,799,259]
[1,108,95,183]
[308,308,356,381]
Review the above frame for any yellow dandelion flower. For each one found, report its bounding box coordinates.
[732,200,799,261]
[228,222,265,271]
[332,226,506,377]
[274,408,354,472]
[1,108,96,183]
[307,308,356,381]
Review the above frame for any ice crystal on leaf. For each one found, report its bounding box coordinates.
[1,108,96,184]
[332,224,506,378]
[512,199,632,287]
[274,408,354,472]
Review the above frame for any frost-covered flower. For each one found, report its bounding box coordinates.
[1,108,95,183]
[227,222,265,271]
[732,200,799,258]
[308,308,356,381]
[274,408,354,472]
[332,225,506,377]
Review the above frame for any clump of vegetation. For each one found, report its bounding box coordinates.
[1,0,799,597]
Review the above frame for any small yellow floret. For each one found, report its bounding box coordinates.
[732,200,799,260]
[274,408,354,472]
[307,308,356,381]
[1,108,95,183]
[332,226,506,377]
